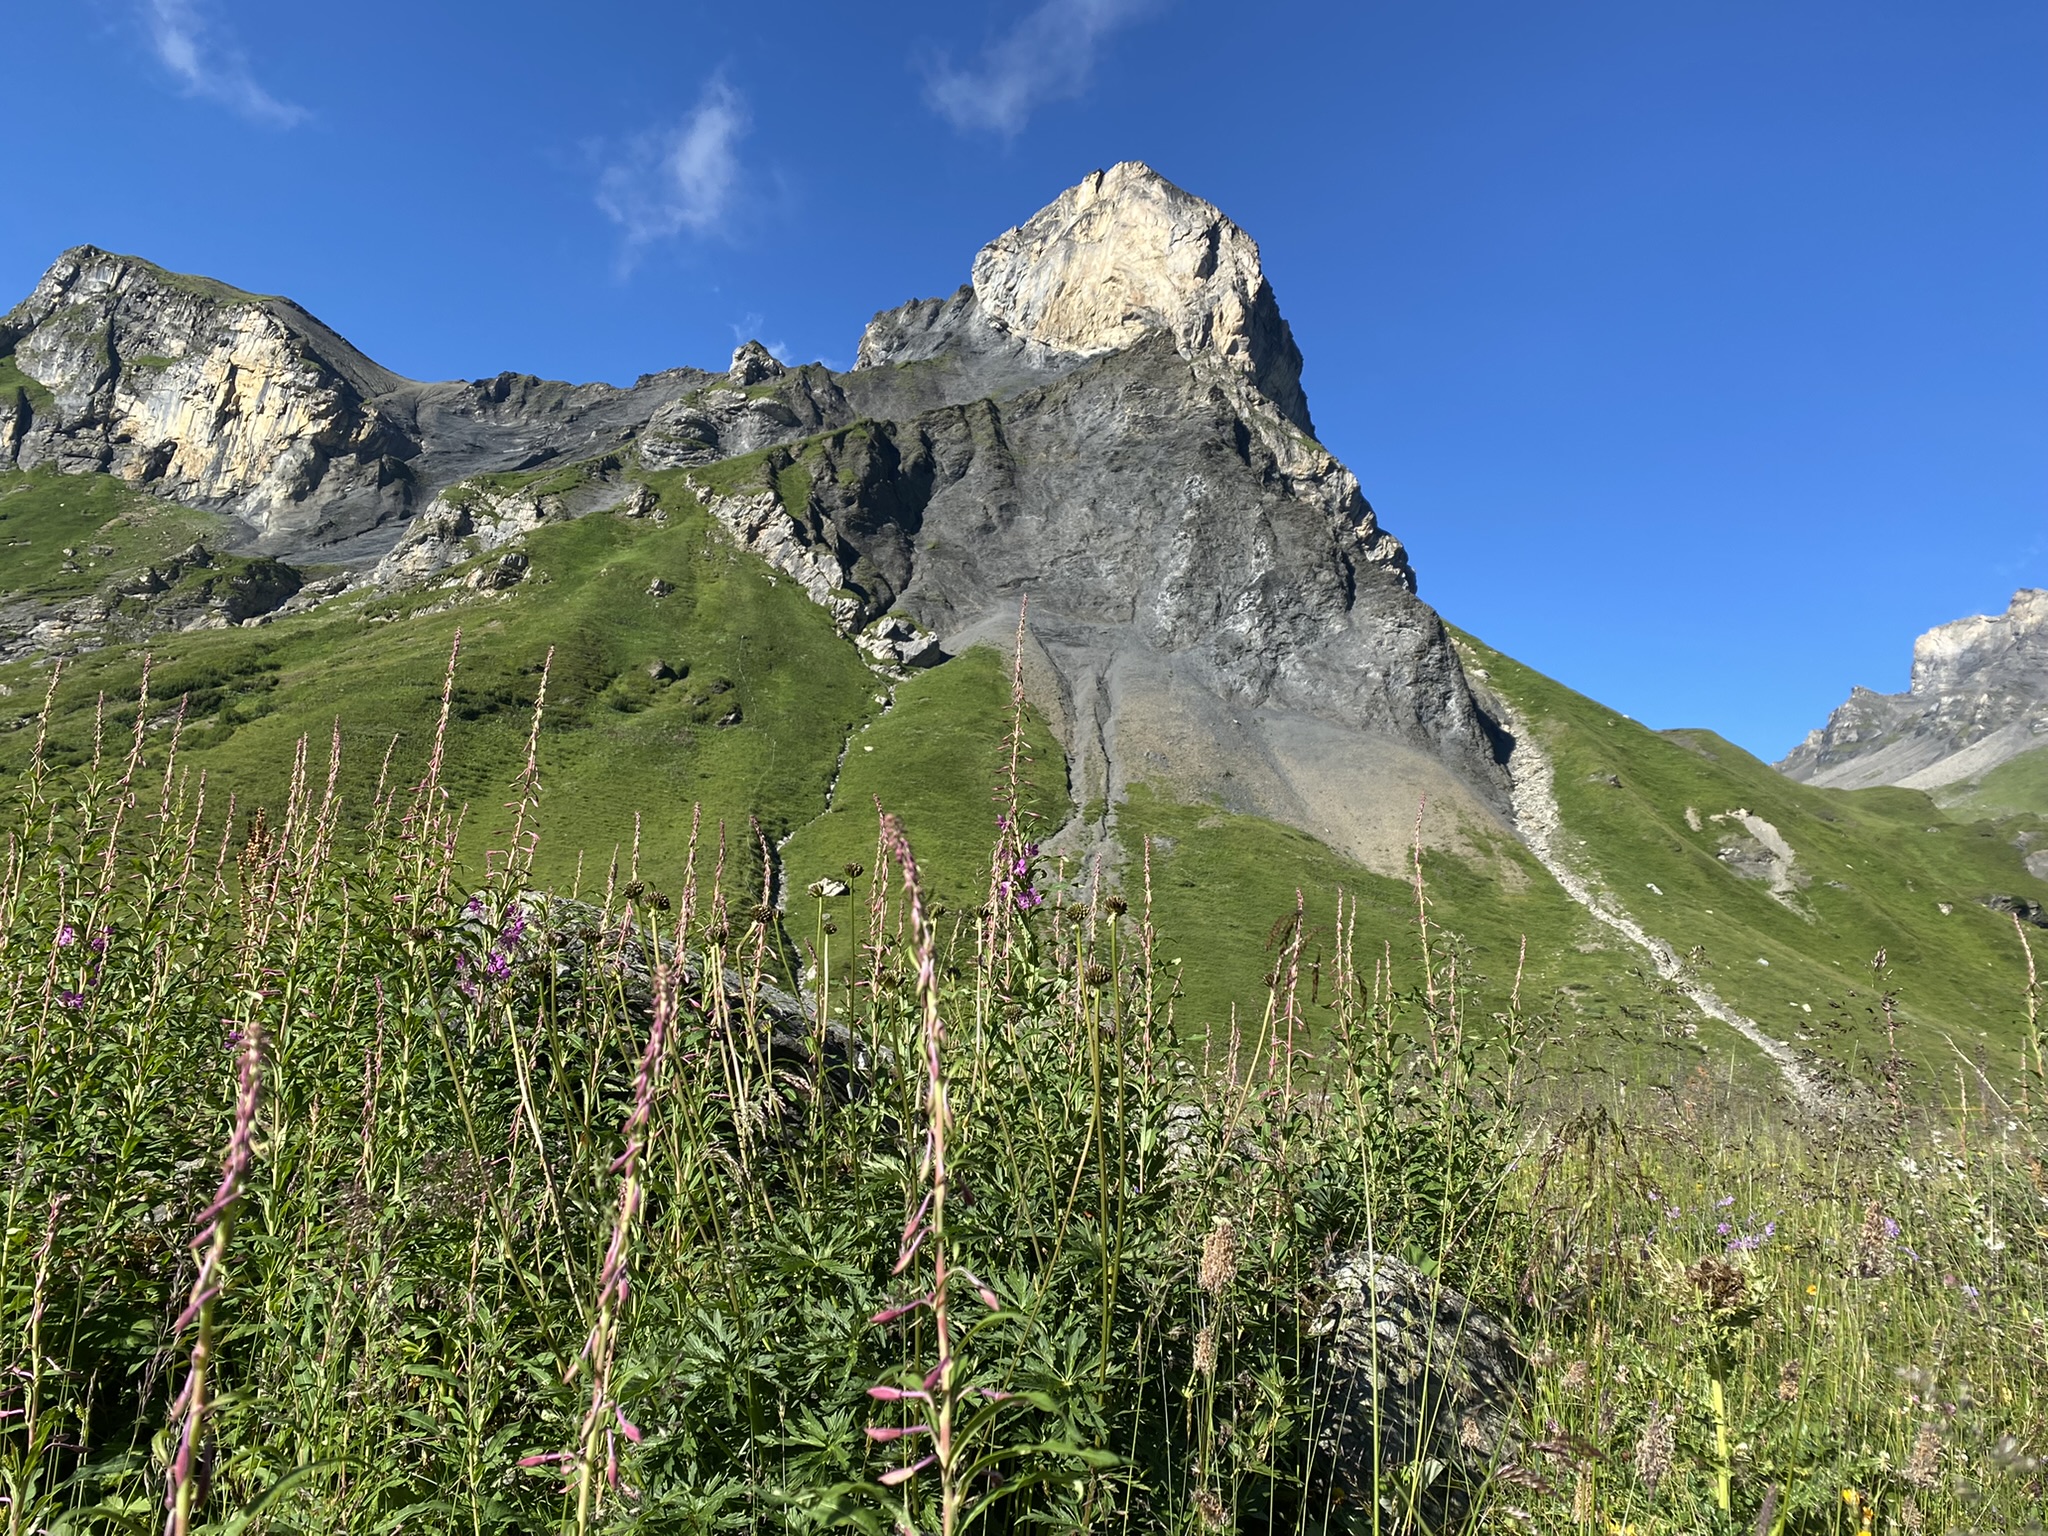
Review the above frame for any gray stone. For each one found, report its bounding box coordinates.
[1309,1250,1528,1525]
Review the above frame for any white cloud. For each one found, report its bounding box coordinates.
[925,0,1156,136]
[142,0,306,127]
[597,78,751,252]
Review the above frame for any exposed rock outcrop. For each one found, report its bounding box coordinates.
[1,249,722,558]
[0,164,1514,859]
[1780,590,2048,791]
[1309,1250,1527,1525]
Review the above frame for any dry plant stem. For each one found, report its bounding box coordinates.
[871,814,964,1535]
[567,965,673,1533]
[164,1015,265,1536]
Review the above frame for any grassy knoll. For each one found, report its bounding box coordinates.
[1946,740,2048,819]
[0,476,883,902]
[0,467,224,602]
[1464,629,2048,1090]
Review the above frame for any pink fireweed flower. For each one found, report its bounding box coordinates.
[57,990,85,1010]
[55,924,76,948]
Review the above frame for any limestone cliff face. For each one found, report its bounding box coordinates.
[0,165,1513,862]
[968,161,1314,436]
[1779,589,2048,790]
[1,248,416,542]
[1,248,717,558]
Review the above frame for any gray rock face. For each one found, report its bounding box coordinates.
[1780,590,2048,791]
[1,164,1514,852]
[1310,1250,1527,1525]
[0,248,720,559]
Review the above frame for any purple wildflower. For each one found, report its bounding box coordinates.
[500,905,527,943]
[90,928,110,953]
[56,924,77,948]
[57,990,84,1010]
[485,951,511,981]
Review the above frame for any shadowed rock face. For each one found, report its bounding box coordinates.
[0,162,1514,852]
[1780,590,2048,791]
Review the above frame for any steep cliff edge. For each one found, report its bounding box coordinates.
[0,163,1512,863]
[1779,590,2048,792]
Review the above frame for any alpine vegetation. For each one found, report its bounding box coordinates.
[0,646,2043,1534]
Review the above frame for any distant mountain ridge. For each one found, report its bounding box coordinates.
[0,162,1510,869]
[1779,589,2048,796]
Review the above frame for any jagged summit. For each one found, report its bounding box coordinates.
[1779,589,2048,790]
[859,162,1313,437]
[1,169,1513,865]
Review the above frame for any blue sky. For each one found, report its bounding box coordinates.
[5,1,2042,760]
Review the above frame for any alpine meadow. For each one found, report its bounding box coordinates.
[1,155,2043,1536]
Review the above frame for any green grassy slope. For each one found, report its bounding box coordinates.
[0,468,224,602]
[1463,630,2048,1091]
[1943,741,2048,819]
[1113,788,1776,1093]
[0,474,887,901]
[779,645,1068,918]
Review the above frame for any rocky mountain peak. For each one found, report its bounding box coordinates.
[1780,589,2048,791]
[966,162,1313,435]
[1910,588,2048,699]
[727,340,784,387]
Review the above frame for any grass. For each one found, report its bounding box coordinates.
[0,352,56,416]
[780,644,1068,919]
[0,468,224,603]
[1465,630,2048,1091]
[1945,742,2048,820]
[0,664,2040,1535]
[0,477,889,908]
[1109,787,1781,1096]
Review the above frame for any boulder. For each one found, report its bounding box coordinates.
[1309,1250,1528,1525]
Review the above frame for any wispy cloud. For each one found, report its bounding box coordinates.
[597,77,751,255]
[142,0,306,127]
[925,0,1156,137]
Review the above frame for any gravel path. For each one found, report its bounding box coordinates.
[1498,702,1828,1111]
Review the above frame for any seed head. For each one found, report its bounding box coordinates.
[1192,1324,1217,1377]
[1197,1218,1238,1295]
[1633,1402,1674,1492]
[1904,1422,1942,1488]
[1778,1359,1803,1403]
[1104,895,1128,917]
[1562,1358,1590,1394]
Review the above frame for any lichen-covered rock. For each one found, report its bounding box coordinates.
[1309,1250,1527,1526]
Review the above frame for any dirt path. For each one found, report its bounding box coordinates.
[1498,705,1829,1111]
